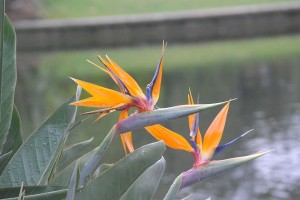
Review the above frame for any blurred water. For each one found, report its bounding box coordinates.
[15,51,300,199]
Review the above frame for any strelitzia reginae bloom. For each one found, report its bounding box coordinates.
[146,90,253,167]
[70,42,191,154]
[154,91,271,198]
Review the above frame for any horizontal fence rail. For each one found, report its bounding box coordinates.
[14,2,300,51]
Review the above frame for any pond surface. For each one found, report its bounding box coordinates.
[15,50,300,200]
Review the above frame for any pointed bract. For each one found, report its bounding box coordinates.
[180,150,272,189]
[116,101,233,135]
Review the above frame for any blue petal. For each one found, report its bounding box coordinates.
[190,95,200,138]
[146,42,167,101]
[190,139,199,153]
[213,129,254,158]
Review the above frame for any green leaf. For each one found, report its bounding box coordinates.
[56,137,93,174]
[0,106,22,175]
[0,186,67,199]
[75,141,165,200]
[2,105,23,156]
[120,157,166,200]
[117,100,235,134]
[0,14,17,154]
[78,125,116,186]
[49,163,75,187]
[50,148,97,187]
[43,86,82,184]
[93,163,113,178]
[163,174,183,200]
[180,194,193,200]
[66,160,80,200]
[0,151,12,174]
[0,88,81,187]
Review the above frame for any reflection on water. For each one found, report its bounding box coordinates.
[15,52,300,199]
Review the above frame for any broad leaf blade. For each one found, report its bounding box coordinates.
[117,100,235,134]
[50,148,97,187]
[0,186,66,199]
[42,86,81,184]
[163,174,183,200]
[120,157,166,200]
[56,137,93,173]
[49,163,75,187]
[2,105,23,155]
[0,90,80,187]
[0,151,12,175]
[66,160,80,200]
[79,125,116,186]
[0,14,17,154]
[92,163,113,179]
[75,141,165,200]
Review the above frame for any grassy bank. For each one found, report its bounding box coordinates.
[40,0,293,19]
[40,35,300,78]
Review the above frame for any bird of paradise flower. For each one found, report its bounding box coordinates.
[70,44,271,193]
[70,42,191,155]
[147,90,254,167]
[158,91,272,199]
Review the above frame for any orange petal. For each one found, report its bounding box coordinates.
[71,96,129,108]
[196,129,202,150]
[150,42,165,105]
[187,90,203,149]
[70,78,132,107]
[145,124,193,152]
[119,110,134,154]
[96,57,127,94]
[71,78,125,98]
[87,59,110,75]
[87,59,119,87]
[120,134,128,155]
[187,89,195,131]
[104,55,145,98]
[202,103,230,157]
[71,97,113,108]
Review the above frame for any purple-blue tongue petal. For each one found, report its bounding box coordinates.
[212,129,254,158]
[146,43,167,102]
[190,112,199,138]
